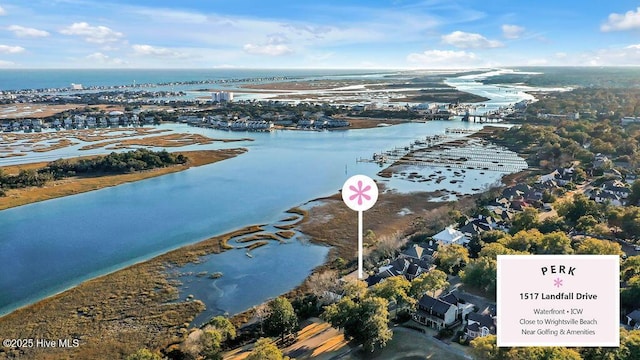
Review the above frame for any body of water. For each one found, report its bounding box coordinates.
[0,69,529,319]
[0,69,397,92]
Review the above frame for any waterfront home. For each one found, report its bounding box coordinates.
[178,115,203,125]
[86,117,97,128]
[538,166,575,186]
[109,116,120,128]
[63,117,73,129]
[601,179,631,199]
[32,119,43,132]
[626,309,640,329]
[465,312,497,339]
[399,244,436,263]
[593,153,612,169]
[273,118,294,126]
[298,118,315,128]
[412,294,458,330]
[621,116,640,126]
[440,291,474,321]
[377,258,410,278]
[317,116,350,128]
[433,226,469,246]
[590,189,625,206]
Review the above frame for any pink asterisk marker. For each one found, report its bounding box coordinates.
[554,277,563,287]
[342,175,379,279]
[349,180,372,206]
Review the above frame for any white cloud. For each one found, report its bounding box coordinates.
[407,49,480,68]
[86,52,126,65]
[0,45,25,54]
[502,24,525,39]
[0,60,15,67]
[441,31,503,49]
[134,8,208,24]
[601,7,640,32]
[8,25,50,38]
[0,5,5,16]
[132,44,186,58]
[243,43,293,56]
[574,44,640,66]
[60,22,123,44]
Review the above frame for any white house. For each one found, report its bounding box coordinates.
[433,226,469,246]
[466,312,497,339]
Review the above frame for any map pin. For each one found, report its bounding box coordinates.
[342,175,379,279]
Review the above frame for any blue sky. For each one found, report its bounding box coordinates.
[1,0,640,68]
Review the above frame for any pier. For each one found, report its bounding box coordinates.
[359,132,527,173]
[461,113,504,123]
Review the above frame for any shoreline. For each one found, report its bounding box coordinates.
[0,126,520,359]
[0,148,247,211]
[0,206,313,359]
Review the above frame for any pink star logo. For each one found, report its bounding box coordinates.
[553,277,563,287]
[349,180,372,206]
[342,175,378,212]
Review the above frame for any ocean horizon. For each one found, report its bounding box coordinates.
[0,68,402,92]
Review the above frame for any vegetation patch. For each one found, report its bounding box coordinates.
[276,230,296,239]
[0,148,247,210]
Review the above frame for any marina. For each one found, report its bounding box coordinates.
[360,129,527,173]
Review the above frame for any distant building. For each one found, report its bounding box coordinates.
[211,91,234,102]
[621,117,640,126]
[70,83,83,90]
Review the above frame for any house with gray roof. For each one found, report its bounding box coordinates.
[413,294,458,330]
[466,312,497,339]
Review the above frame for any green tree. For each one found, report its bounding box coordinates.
[126,349,161,360]
[409,269,449,298]
[208,316,236,338]
[370,275,414,316]
[505,347,582,360]
[199,329,224,360]
[323,296,392,352]
[628,180,640,206]
[538,216,567,234]
[460,257,497,295]
[479,242,521,259]
[499,229,542,253]
[574,237,623,255]
[469,335,503,360]
[620,207,640,239]
[246,338,287,360]
[575,215,599,233]
[622,256,640,281]
[557,194,602,225]
[537,231,573,254]
[619,328,640,360]
[341,278,368,299]
[264,297,298,341]
[478,229,510,244]
[435,244,470,274]
[509,207,540,234]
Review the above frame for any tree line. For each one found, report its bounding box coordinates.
[0,149,187,196]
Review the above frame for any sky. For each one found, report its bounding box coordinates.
[2,0,640,69]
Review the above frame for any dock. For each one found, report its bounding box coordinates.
[358,131,527,173]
